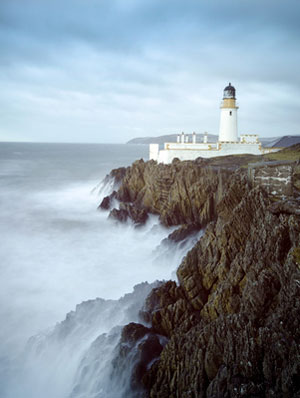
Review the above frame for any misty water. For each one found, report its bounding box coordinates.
[0,143,201,398]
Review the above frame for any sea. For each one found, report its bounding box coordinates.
[0,143,200,398]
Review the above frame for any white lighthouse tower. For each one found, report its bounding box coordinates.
[219,83,238,142]
[149,82,281,163]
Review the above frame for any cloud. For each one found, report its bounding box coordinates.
[0,0,299,142]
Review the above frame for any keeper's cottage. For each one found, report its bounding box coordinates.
[149,83,280,163]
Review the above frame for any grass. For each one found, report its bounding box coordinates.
[198,144,300,171]
[263,152,300,162]
[263,144,300,162]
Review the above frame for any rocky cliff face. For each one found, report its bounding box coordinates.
[100,158,232,228]
[143,181,300,398]
[100,153,300,397]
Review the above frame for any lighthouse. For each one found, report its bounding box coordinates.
[219,83,238,142]
[149,82,281,163]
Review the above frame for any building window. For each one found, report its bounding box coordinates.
[229,111,232,116]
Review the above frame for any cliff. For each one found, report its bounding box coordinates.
[100,148,300,397]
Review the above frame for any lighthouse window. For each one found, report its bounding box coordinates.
[229,111,232,116]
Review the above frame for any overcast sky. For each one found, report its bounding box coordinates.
[0,0,299,143]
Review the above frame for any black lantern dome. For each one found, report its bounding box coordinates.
[223,83,236,99]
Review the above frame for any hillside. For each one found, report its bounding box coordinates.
[272,135,300,148]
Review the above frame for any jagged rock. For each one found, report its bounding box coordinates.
[140,281,197,337]
[119,202,149,225]
[98,191,117,210]
[105,150,299,227]
[99,195,110,210]
[166,223,200,243]
[99,166,128,195]
[106,151,300,397]
[109,208,128,222]
[116,159,147,204]
[195,157,209,165]
[108,166,128,184]
[142,180,300,398]
[121,322,150,343]
[268,199,300,215]
[110,159,233,227]
[111,322,163,396]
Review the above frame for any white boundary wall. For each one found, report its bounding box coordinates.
[149,144,159,161]
[149,141,280,164]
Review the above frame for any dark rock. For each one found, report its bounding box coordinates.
[166,223,200,243]
[110,158,233,227]
[98,191,117,210]
[268,199,300,215]
[119,202,149,225]
[109,166,128,184]
[99,195,110,210]
[142,180,300,397]
[121,322,149,343]
[140,281,197,337]
[108,208,128,222]
[104,151,300,397]
[195,156,209,164]
[111,322,163,396]
[99,167,128,194]
[133,334,163,390]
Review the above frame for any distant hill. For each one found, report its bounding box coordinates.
[127,134,300,148]
[259,136,282,147]
[271,135,300,148]
[127,135,177,145]
[127,134,218,145]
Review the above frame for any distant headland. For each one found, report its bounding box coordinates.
[127,134,300,148]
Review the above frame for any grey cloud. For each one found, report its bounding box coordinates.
[1,0,299,60]
[0,0,299,143]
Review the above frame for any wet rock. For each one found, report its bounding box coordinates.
[98,191,117,210]
[108,166,128,185]
[142,181,300,397]
[111,322,163,396]
[110,158,232,227]
[166,223,200,243]
[109,208,128,223]
[119,202,149,225]
[140,281,198,338]
[121,322,150,343]
[99,166,128,193]
[105,151,300,397]
[135,179,300,397]
[133,334,163,391]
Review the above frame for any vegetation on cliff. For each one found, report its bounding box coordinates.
[100,146,300,397]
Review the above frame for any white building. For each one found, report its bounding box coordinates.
[149,83,280,164]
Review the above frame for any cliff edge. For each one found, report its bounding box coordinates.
[100,147,300,397]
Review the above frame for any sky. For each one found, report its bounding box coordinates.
[0,0,299,144]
